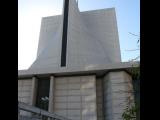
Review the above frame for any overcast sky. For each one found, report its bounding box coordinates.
[18,0,140,70]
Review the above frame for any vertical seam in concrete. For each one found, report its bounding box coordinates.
[30,77,38,106]
[67,77,69,118]
[102,77,106,120]
[20,80,23,103]
[48,75,55,113]
[94,76,97,120]
[101,78,105,120]
[80,76,82,120]
[53,77,56,112]
[96,79,98,120]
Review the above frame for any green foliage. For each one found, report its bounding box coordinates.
[122,32,140,120]
[131,66,140,80]
[122,65,140,120]
[122,104,138,120]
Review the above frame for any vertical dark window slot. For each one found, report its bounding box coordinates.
[132,79,140,120]
[61,0,69,67]
[36,79,50,111]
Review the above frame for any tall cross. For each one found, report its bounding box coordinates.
[76,0,78,6]
[61,0,69,67]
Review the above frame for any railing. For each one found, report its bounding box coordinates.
[18,101,72,120]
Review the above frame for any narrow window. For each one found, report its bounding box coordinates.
[36,78,50,111]
[61,0,69,67]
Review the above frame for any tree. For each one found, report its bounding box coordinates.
[125,32,140,62]
[122,33,140,120]
[122,65,140,120]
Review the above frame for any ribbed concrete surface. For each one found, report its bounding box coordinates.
[103,71,134,120]
[53,75,97,120]
[18,79,32,116]
[18,79,32,104]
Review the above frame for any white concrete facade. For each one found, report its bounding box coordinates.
[18,0,137,120]
[18,70,134,120]
[29,0,121,70]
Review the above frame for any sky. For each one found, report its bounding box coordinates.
[18,0,140,70]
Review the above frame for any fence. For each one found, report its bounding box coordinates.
[18,101,72,120]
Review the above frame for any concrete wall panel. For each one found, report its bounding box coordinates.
[103,71,134,120]
[53,75,97,120]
